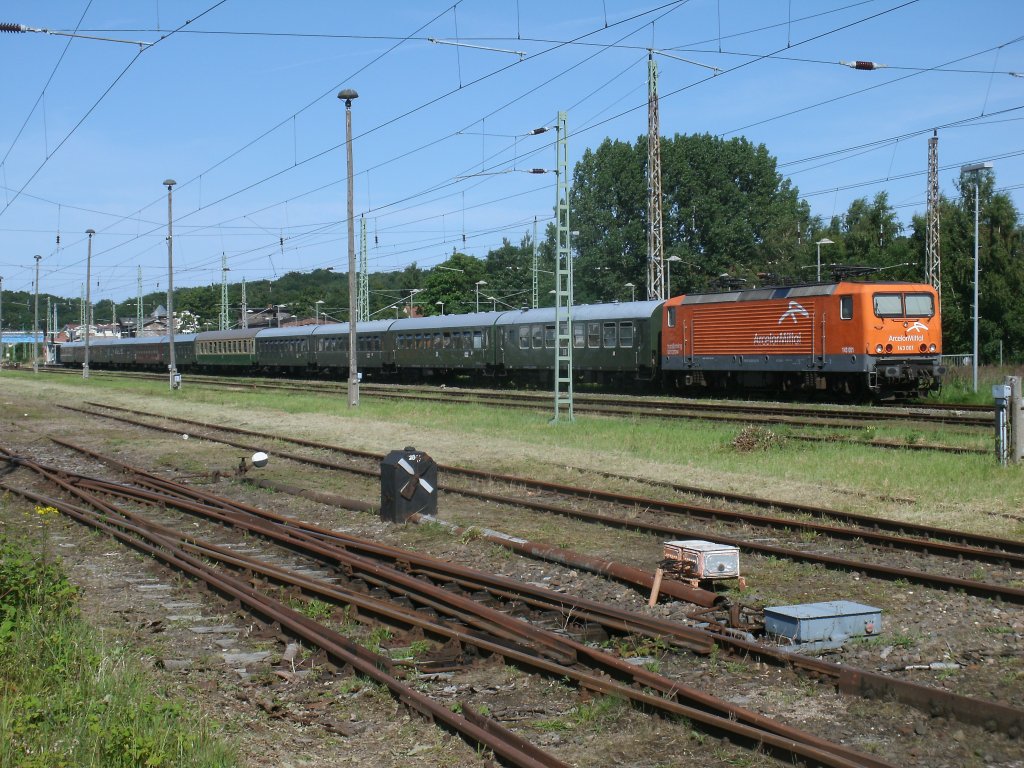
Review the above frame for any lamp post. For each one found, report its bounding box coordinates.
[666,255,681,296]
[338,88,359,407]
[625,282,635,302]
[0,274,4,373]
[435,301,444,316]
[164,179,179,391]
[961,161,993,393]
[815,238,834,282]
[475,280,487,312]
[487,295,497,311]
[32,255,41,373]
[84,230,95,378]
[315,300,323,324]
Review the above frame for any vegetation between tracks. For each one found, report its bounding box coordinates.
[0,514,239,768]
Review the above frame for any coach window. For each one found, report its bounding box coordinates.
[532,324,544,349]
[574,324,585,348]
[588,322,600,348]
[544,324,555,348]
[840,295,853,320]
[872,293,903,318]
[473,330,483,350]
[603,322,617,348]
[904,293,935,318]
[619,322,634,348]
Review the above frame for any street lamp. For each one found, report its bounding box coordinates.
[32,254,41,373]
[164,179,179,390]
[339,87,359,407]
[0,274,4,373]
[625,282,635,302]
[961,161,993,393]
[815,238,834,282]
[487,295,497,311]
[435,301,444,315]
[666,255,681,295]
[315,300,323,324]
[475,280,487,312]
[84,230,95,378]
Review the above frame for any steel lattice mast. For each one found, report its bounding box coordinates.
[647,52,665,301]
[552,111,574,423]
[219,253,229,330]
[136,267,143,336]
[359,215,369,322]
[925,129,941,298]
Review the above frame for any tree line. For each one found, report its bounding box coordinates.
[5,133,1020,363]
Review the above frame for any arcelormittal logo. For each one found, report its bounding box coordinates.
[778,301,809,324]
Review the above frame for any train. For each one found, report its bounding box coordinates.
[58,279,944,399]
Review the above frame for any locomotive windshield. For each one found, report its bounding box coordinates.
[873,292,934,319]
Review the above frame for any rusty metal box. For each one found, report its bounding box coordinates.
[662,540,740,580]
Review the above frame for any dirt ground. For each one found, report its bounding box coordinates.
[1,375,1022,767]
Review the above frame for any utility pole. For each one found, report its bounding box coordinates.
[338,88,360,407]
[84,230,94,378]
[33,255,41,373]
[552,111,574,423]
[926,129,941,297]
[646,52,665,301]
[164,179,179,390]
[0,274,4,372]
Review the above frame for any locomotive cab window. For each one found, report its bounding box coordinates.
[904,293,935,318]
[872,293,903,318]
[666,307,676,328]
[840,295,853,320]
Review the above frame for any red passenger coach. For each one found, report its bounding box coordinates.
[661,281,943,398]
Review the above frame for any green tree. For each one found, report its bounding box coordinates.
[569,133,810,298]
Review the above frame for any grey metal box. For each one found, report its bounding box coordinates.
[765,600,882,643]
[662,539,740,580]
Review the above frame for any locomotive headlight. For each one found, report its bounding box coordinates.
[875,344,883,354]
[929,343,936,352]
[885,343,892,353]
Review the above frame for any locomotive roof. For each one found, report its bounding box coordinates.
[674,280,935,305]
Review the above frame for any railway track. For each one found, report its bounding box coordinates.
[1,447,906,768]
[35,366,993,453]
[63,401,1024,606]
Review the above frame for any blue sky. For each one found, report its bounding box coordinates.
[1,0,1022,312]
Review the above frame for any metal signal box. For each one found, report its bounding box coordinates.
[765,600,882,646]
[662,540,741,581]
[380,447,437,523]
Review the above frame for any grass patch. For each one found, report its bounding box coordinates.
[0,532,238,768]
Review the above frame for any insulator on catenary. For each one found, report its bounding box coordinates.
[840,60,887,70]
[1,22,29,32]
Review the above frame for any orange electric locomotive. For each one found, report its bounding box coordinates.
[661,281,943,398]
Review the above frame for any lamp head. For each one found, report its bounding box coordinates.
[337,89,359,105]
